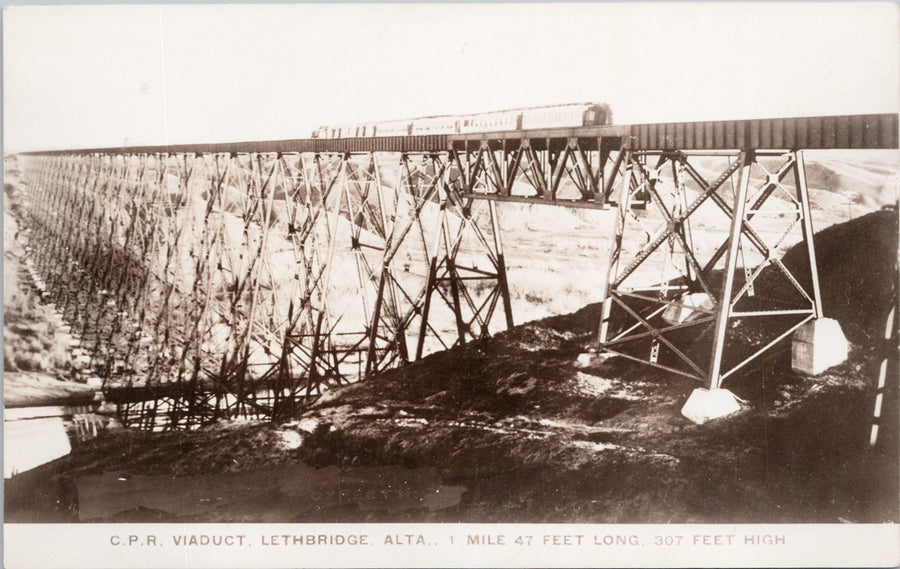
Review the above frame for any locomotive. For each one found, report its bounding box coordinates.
[312,102,612,139]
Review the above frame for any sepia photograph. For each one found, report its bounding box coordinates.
[2,2,899,567]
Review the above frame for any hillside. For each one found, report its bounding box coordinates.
[4,163,94,407]
[6,210,897,523]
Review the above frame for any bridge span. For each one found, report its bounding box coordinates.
[15,113,898,429]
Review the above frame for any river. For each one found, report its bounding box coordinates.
[3,404,114,478]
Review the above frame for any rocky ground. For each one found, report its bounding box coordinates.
[5,209,897,524]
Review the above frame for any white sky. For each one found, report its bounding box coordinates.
[3,2,899,152]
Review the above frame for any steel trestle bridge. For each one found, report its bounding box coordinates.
[16,113,899,429]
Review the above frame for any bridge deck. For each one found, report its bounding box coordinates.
[25,113,898,156]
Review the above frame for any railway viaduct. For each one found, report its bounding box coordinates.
[16,113,898,429]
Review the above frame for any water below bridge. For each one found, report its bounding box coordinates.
[3,404,114,478]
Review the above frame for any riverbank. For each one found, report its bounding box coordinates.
[4,372,97,408]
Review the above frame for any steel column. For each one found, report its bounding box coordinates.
[793,150,824,319]
[707,151,752,389]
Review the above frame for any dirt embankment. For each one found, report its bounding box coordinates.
[6,210,898,524]
[4,163,98,408]
[3,162,95,407]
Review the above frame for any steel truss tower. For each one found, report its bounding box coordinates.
[17,150,512,429]
[597,149,826,389]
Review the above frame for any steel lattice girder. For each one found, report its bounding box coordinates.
[452,137,621,208]
[17,150,513,430]
[22,114,898,156]
[596,149,826,388]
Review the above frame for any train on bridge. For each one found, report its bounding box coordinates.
[311,101,613,139]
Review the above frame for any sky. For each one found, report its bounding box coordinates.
[3,2,899,153]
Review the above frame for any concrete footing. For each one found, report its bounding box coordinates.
[681,388,742,425]
[791,317,848,375]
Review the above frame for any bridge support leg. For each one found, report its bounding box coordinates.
[595,147,832,411]
[707,151,752,390]
[679,152,752,424]
[793,151,824,319]
[598,150,632,346]
[413,187,514,354]
[788,151,848,376]
[489,200,514,330]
